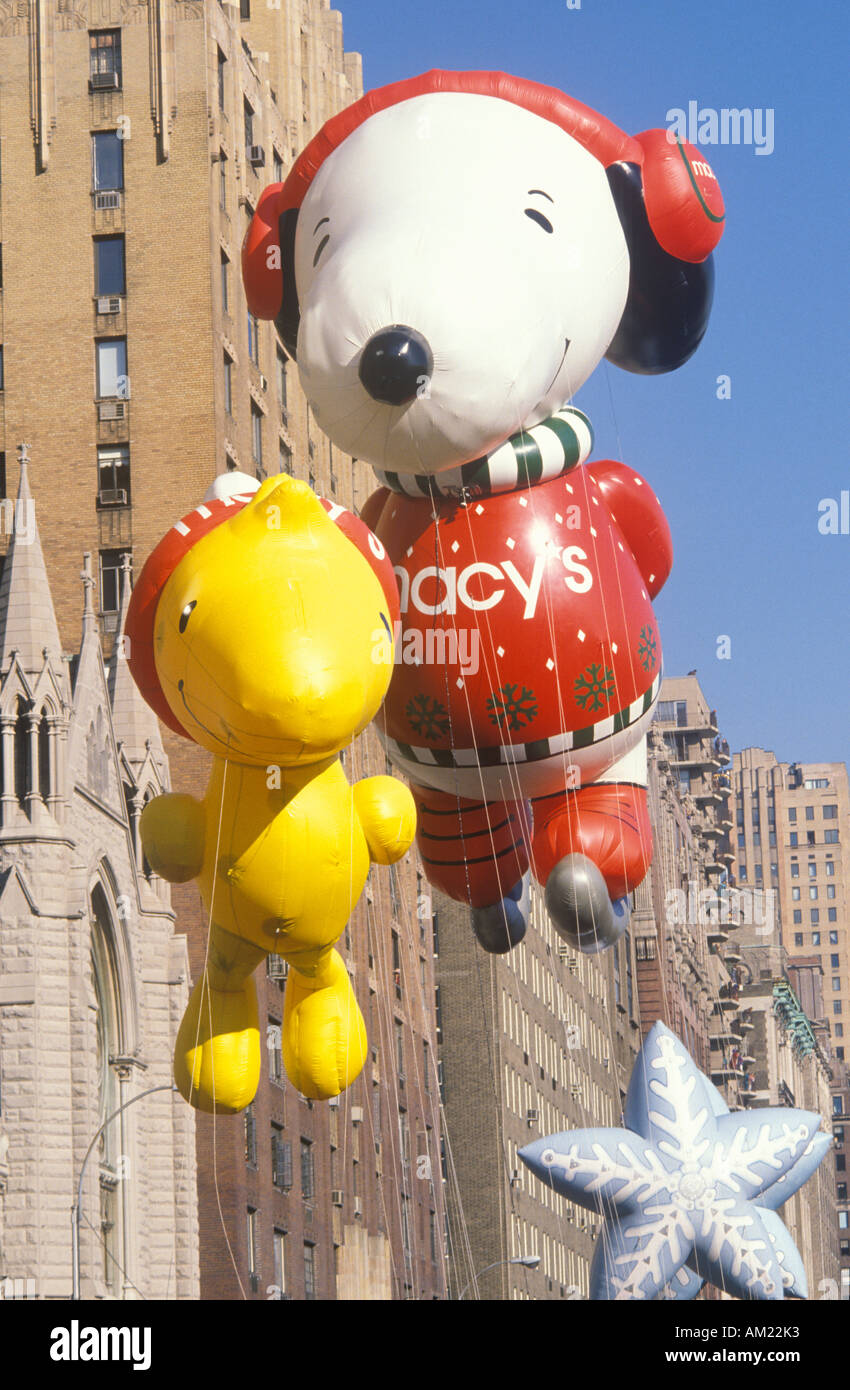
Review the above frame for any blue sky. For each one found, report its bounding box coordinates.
[337,0,850,769]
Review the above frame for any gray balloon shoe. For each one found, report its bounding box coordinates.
[544,853,631,954]
[471,877,529,954]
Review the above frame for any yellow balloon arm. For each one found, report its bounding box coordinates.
[352,775,417,866]
[139,792,206,883]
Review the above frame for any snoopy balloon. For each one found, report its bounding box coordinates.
[126,475,415,1108]
[243,71,725,955]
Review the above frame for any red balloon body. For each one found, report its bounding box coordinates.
[371,463,672,801]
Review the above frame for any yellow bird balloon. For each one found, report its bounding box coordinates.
[126,474,415,1110]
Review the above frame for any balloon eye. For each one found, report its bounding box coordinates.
[179,601,197,634]
[525,208,554,234]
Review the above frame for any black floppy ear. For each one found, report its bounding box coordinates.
[605,162,715,375]
[275,207,301,361]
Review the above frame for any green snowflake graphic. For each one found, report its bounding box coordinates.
[574,662,615,712]
[406,694,450,741]
[637,624,658,672]
[486,683,538,732]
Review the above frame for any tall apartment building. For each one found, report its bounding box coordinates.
[0,455,198,1299]
[731,748,850,1300]
[832,1063,850,1299]
[647,675,756,1110]
[437,884,642,1301]
[0,1,443,1298]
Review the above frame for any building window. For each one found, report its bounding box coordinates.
[96,337,128,399]
[241,0,251,18]
[830,929,839,942]
[279,440,293,476]
[833,955,841,969]
[221,251,230,314]
[244,1104,257,1166]
[794,933,803,947]
[813,932,821,947]
[217,48,226,111]
[248,312,260,366]
[809,887,818,900]
[825,829,839,844]
[828,885,836,899]
[808,862,817,878]
[97,445,130,506]
[793,910,802,924]
[839,1211,849,1230]
[0,452,5,496]
[271,1125,291,1189]
[223,353,233,416]
[268,1017,282,1083]
[99,548,131,614]
[395,1017,405,1080]
[788,808,797,823]
[791,887,800,900]
[811,909,820,925]
[836,1025,844,1039]
[824,804,839,819]
[244,97,255,150]
[246,1208,257,1278]
[219,150,228,209]
[791,863,800,879]
[834,978,843,993]
[92,131,124,191]
[90,30,122,86]
[272,1229,286,1298]
[273,149,283,182]
[94,236,125,297]
[834,1002,843,1017]
[300,1139,314,1202]
[826,861,836,876]
[392,930,402,999]
[739,865,748,882]
[277,348,287,411]
[790,832,798,847]
[251,401,263,466]
[303,1242,316,1300]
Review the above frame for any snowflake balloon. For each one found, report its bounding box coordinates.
[519,1021,831,1301]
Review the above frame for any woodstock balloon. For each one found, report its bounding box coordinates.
[520,1022,831,1301]
[125,474,416,1109]
[243,70,725,955]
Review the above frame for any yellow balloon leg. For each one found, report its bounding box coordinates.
[174,973,260,1114]
[283,949,367,1101]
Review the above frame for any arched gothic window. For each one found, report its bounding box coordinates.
[90,882,123,1294]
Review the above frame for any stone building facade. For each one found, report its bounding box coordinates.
[0,0,443,1299]
[0,453,198,1299]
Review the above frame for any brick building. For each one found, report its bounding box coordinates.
[438,881,641,1301]
[0,453,197,1299]
[0,0,443,1298]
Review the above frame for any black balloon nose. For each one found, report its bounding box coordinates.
[358,325,434,406]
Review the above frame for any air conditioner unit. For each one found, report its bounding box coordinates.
[570,1085,582,1098]
[351,1106,364,1124]
[259,374,269,391]
[526,1108,538,1123]
[327,1095,339,1109]
[266,954,288,981]
[97,296,121,315]
[247,144,265,167]
[95,191,121,210]
[98,488,128,507]
[98,400,126,421]
[331,1190,343,1207]
[353,1197,363,1217]
[90,71,119,91]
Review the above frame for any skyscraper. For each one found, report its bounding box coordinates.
[0,0,443,1299]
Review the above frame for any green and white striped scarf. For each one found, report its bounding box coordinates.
[373,406,593,500]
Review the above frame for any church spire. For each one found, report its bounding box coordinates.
[0,443,64,675]
[108,554,165,771]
